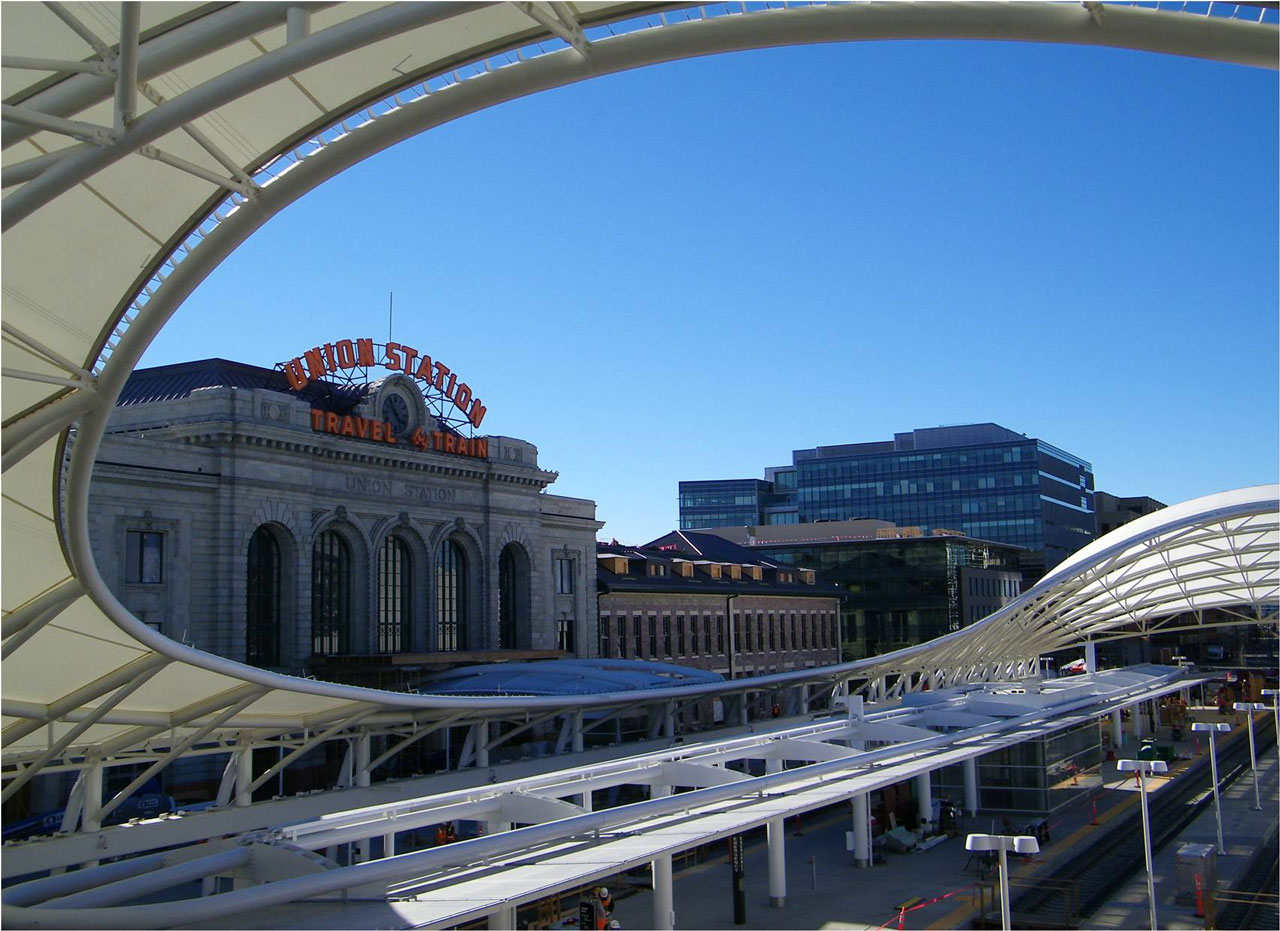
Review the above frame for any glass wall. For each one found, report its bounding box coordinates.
[931,721,1101,814]
[678,479,770,529]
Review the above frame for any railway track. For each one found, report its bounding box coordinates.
[1004,720,1276,929]
[1210,824,1278,930]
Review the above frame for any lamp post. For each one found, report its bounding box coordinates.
[1232,702,1265,811]
[1262,688,1279,755]
[1117,758,1169,931]
[965,833,1039,931]
[1191,721,1231,854]
[1172,654,1190,704]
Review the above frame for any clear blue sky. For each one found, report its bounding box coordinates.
[140,36,1279,545]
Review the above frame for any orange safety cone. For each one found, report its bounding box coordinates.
[897,906,908,930]
[1194,873,1204,918]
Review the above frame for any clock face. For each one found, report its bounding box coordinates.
[381,394,411,438]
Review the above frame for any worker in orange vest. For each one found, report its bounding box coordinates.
[594,886,614,929]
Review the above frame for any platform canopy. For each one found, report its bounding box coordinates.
[3,3,1277,775]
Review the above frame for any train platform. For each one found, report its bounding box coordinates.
[603,707,1275,930]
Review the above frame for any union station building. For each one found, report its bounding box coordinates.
[88,344,602,690]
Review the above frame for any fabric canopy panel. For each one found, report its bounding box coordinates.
[3,3,1277,772]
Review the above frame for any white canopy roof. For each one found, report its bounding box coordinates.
[3,3,1276,775]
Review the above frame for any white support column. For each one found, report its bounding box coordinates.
[81,760,103,833]
[383,831,396,859]
[355,731,371,787]
[799,683,810,715]
[652,852,674,931]
[1084,640,1097,673]
[571,710,584,753]
[663,700,675,739]
[847,694,865,750]
[963,757,979,816]
[1132,703,1145,739]
[1112,708,1124,749]
[475,721,490,768]
[354,731,372,862]
[767,816,787,907]
[852,793,871,867]
[81,759,103,869]
[578,788,593,812]
[286,5,311,43]
[916,772,933,832]
[490,904,517,930]
[235,746,253,808]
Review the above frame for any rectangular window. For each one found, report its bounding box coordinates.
[634,615,643,658]
[126,530,164,584]
[663,615,672,657]
[648,615,657,657]
[768,614,776,651]
[555,557,575,594]
[676,614,686,655]
[601,616,611,657]
[717,615,726,654]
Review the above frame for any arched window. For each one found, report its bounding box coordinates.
[246,526,280,666]
[312,530,351,654]
[499,545,518,649]
[436,539,467,651]
[377,536,412,653]
[497,542,531,651]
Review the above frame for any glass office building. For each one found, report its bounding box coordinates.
[679,423,1095,581]
[740,531,1023,659]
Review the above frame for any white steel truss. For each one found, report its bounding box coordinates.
[2,0,1276,869]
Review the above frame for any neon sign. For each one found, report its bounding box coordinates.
[280,338,487,428]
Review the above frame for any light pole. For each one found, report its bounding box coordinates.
[965,833,1039,931]
[1262,688,1279,755]
[1232,702,1265,811]
[1172,655,1190,704]
[1191,721,1231,854]
[1117,758,1169,931]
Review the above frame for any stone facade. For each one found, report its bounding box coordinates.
[89,365,602,683]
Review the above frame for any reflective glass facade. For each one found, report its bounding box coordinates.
[932,719,1102,813]
[752,535,1022,659]
[678,479,772,530]
[679,424,1095,580]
